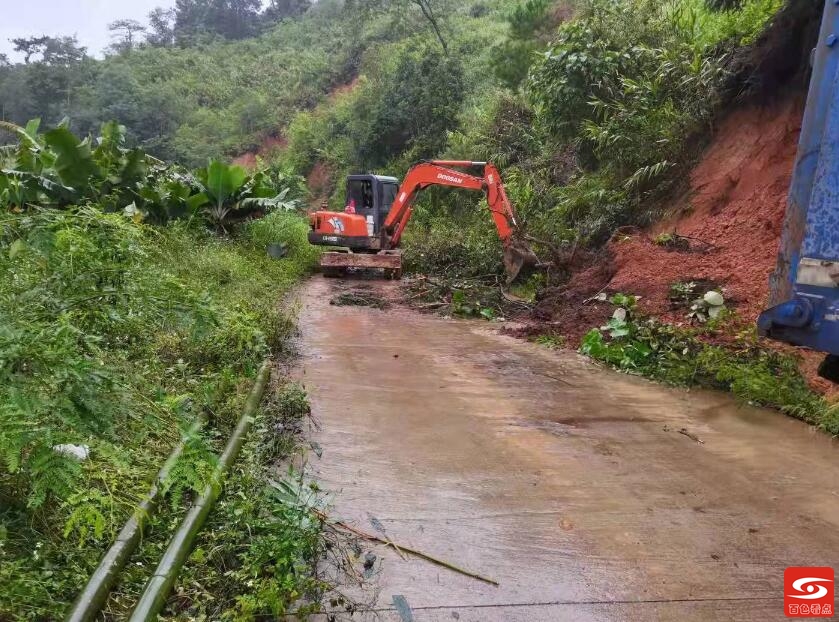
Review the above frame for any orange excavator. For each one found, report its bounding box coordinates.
[307,160,538,281]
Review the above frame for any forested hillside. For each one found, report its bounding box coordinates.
[1,0,790,276]
[2,0,783,209]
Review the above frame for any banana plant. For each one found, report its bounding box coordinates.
[128,168,208,224]
[1,119,75,207]
[0,119,150,210]
[92,121,147,211]
[193,160,299,230]
[2,120,300,230]
[195,160,247,228]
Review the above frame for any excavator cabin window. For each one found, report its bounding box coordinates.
[347,180,375,212]
[380,182,398,218]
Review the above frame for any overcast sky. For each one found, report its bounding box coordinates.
[0,0,177,60]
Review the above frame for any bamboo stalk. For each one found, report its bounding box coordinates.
[64,419,204,622]
[314,510,499,587]
[128,361,272,622]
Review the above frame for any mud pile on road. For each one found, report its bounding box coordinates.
[524,92,839,395]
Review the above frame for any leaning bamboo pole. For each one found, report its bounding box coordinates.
[64,419,204,622]
[128,361,272,622]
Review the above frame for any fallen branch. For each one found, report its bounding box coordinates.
[539,371,572,386]
[314,510,499,587]
[500,288,532,306]
[382,534,408,561]
[524,234,563,257]
[417,301,447,310]
[678,428,705,444]
[405,289,431,301]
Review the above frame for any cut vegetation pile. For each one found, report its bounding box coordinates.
[330,292,390,310]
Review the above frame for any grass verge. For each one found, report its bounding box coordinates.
[0,208,322,619]
[575,296,839,434]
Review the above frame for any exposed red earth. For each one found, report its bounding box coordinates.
[526,94,838,393]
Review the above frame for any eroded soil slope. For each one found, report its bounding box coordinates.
[535,95,804,345]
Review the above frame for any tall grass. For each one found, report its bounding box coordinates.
[0,209,317,619]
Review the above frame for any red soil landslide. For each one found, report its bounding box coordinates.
[307,160,333,208]
[612,96,803,322]
[232,135,288,169]
[529,95,839,390]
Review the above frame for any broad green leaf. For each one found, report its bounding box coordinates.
[23,119,41,141]
[44,127,100,190]
[186,192,209,213]
[703,291,724,307]
[119,149,146,185]
[1,169,74,203]
[98,121,126,151]
[202,160,247,208]
[0,120,43,150]
[8,239,25,259]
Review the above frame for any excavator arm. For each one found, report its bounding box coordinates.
[308,159,537,282]
[383,160,517,247]
[382,160,535,282]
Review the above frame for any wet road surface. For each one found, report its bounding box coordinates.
[295,277,839,621]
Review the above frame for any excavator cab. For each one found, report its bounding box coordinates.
[345,174,399,237]
[308,174,399,252]
[309,174,404,277]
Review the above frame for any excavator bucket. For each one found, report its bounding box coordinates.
[503,238,540,284]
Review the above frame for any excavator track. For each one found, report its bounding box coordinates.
[320,250,403,279]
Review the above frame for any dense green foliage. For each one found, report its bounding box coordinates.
[1,0,783,243]
[579,296,839,434]
[0,120,303,229]
[0,112,320,617]
[0,0,488,167]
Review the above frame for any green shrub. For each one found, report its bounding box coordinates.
[0,203,316,618]
[580,298,836,434]
[518,0,781,241]
[402,214,504,278]
[170,386,324,621]
[489,0,553,90]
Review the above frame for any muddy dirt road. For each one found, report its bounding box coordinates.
[295,277,839,621]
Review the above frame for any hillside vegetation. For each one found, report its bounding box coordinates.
[0,118,324,617]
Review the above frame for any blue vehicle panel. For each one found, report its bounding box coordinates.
[759,0,839,367]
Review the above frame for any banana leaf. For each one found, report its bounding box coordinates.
[0,169,75,205]
[44,127,101,191]
[198,160,247,209]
